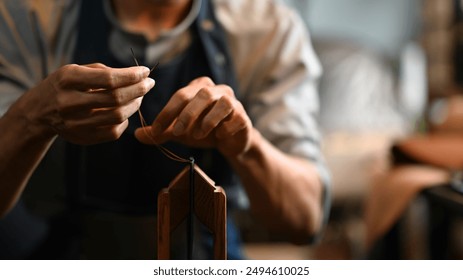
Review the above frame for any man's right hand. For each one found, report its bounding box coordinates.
[14,63,154,145]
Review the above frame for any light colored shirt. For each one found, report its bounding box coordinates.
[0,0,329,198]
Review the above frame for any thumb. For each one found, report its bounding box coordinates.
[134,126,157,145]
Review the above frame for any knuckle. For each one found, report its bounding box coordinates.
[196,76,215,86]
[62,64,79,72]
[112,89,125,105]
[238,116,251,131]
[219,95,234,108]
[87,62,106,69]
[124,70,138,84]
[174,89,191,104]
[112,109,127,124]
[233,100,246,114]
[93,63,106,68]
[197,87,215,103]
[102,70,118,88]
[55,64,76,88]
[224,85,235,96]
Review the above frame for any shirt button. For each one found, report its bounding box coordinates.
[215,52,226,66]
[201,19,215,32]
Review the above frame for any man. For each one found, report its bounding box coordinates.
[0,0,329,259]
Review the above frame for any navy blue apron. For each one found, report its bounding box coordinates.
[67,0,243,259]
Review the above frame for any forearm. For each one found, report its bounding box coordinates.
[227,129,323,243]
[0,96,56,218]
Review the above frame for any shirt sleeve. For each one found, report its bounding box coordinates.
[0,0,39,116]
[0,0,78,117]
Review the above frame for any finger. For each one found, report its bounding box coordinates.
[57,64,150,90]
[215,103,250,139]
[192,95,234,139]
[134,125,171,145]
[134,126,154,145]
[172,86,221,136]
[150,77,218,136]
[63,121,129,145]
[215,117,249,139]
[151,88,192,136]
[59,78,154,113]
[62,97,143,128]
[86,78,155,107]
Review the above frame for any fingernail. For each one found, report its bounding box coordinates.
[173,121,184,136]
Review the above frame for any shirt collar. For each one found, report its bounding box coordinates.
[103,0,202,42]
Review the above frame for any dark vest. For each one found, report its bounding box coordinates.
[66,0,244,259]
[67,0,240,216]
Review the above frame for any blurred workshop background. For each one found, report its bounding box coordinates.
[241,0,463,260]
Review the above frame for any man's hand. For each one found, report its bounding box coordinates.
[135,76,252,157]
[19,63,154,145]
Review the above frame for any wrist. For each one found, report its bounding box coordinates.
[6,91,57,142]
[223,128,263,162]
